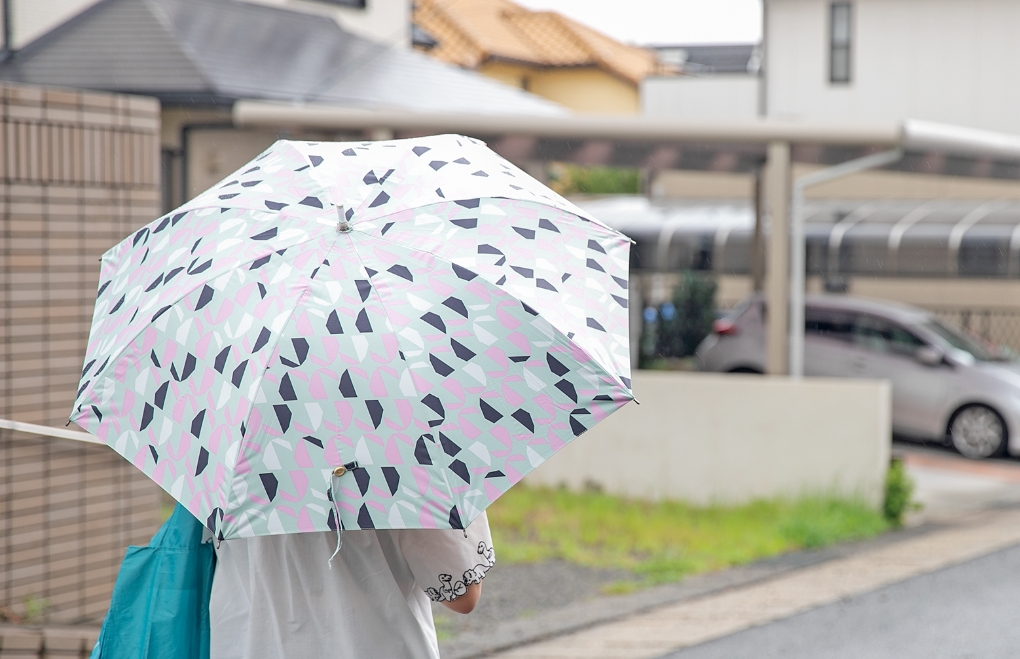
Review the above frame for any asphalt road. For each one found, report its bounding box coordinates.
[661,541,1020,659]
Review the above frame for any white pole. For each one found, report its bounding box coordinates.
[0,417,103,444]
[789,149,904,377]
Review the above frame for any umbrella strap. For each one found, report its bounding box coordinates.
[327,461,359,569]
[328,476,344,570]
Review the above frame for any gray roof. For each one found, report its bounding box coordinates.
[0,0,566,115]
[650,44,759,75]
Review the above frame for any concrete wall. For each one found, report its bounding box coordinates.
[765,0,1020,133]
[525,372,892,507]
[642,75,760,121]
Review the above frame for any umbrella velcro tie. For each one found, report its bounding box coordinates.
[327,461,360,569]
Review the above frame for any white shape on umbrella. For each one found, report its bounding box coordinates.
[322,281,342,304]
[263,442,281,470]
[351,335,369,362]
[527,446,544,468]
[216,382,232,409]
[114,430,135,453]
[468,441,491,465]
[472,319,498,345]
[152,235,170,254]
[522,368,545,392]
[399,369,416,397]
[134,371,148,395]
[535,258,557,273]
[269,262,293,285]
[225,441,240,469]
[414,213,442,226]
[216,238,242,252]
[267,509,286,535]
[400,485,422,499]
[176,318,193,345]
[531,315,555,340]
[388,505,405,528]
[167,247,188,265]
[159,418,173,445]
[462,498,481,521]
[221,218,246,234]
[278,228,308,243]
[463,363,486,385]
[171,475,185,500]
[270,312,289,334]
[405,293,432,311]
[355,437,373,465]
[100,377,116,405]
[305,403,323,430]
[197,207,217,217]
[479,204,506,216]
[564,245,584,259]
[231,313,254,340]
[399,327,423,349]
[250,183,273,193]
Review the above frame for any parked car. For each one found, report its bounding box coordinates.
[696,294,1020,459]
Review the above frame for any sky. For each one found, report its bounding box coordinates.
[513,0,762,46]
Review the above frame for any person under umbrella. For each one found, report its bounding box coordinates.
[73,135,633,657]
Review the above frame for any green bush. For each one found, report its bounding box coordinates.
[641,271,718,367]
[883,458,918,526]
[550,164,640,195]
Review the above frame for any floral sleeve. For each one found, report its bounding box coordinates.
[400,512,495,603]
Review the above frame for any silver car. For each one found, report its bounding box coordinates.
[696,294,1020,459]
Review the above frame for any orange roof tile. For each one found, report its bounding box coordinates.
[413,0,672,85]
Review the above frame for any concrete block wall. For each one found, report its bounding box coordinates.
[0,82,164,626]
[526,371,892,507]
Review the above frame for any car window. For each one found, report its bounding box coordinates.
[854,315,925,356]
[805,307,854,342]
[922,319,1005,362]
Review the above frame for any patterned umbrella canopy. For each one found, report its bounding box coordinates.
[71,134,633,540]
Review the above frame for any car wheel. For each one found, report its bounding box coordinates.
[949,405,1006,459]
[728,367,763,375]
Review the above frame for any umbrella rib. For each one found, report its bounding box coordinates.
[343,233,459,507]
[73,231,328,420]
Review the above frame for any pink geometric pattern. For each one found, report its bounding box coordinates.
[72,135,633,539]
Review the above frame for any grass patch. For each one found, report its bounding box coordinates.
[487,486,889,585]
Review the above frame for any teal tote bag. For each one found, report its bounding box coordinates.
[90,503,216,659]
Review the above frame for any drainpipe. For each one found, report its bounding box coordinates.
[788,148,904,377]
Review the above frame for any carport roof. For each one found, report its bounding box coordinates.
[0,0,567,115]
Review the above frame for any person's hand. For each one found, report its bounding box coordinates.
[441,581,482,614]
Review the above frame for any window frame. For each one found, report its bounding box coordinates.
[829,2,853,84]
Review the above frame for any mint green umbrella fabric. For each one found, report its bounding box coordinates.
[72,134,634,540]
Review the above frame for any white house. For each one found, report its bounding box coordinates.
[764,0,1020,133]
[648,0,1020,136]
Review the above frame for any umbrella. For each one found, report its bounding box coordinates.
[71,134,634,540]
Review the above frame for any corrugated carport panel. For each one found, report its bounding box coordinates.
[839,223,894,275]
[959,225,1014,277]
[896,223,954,277]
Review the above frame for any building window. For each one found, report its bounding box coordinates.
[829,2,852,84]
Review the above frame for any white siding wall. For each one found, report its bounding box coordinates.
[766,0,1020,133]
[7,0,100,48]
[642,75,761,121]
[244,0,410,46]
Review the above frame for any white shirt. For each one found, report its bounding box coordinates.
[210,513,494,659]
